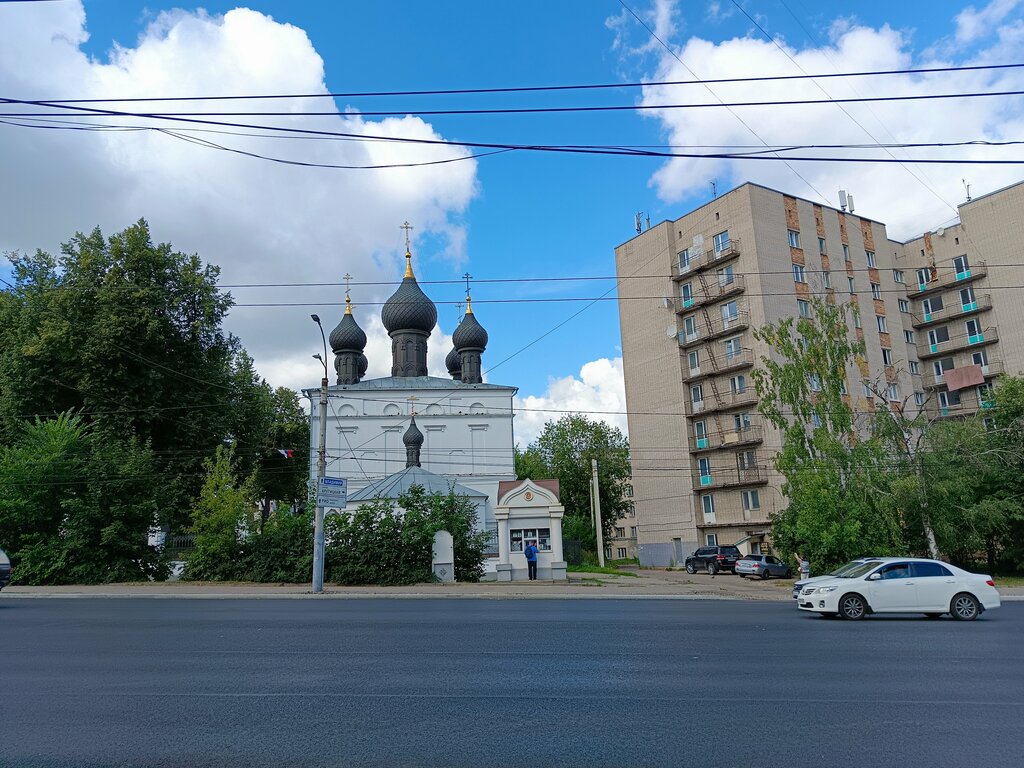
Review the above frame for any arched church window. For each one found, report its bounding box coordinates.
[382,403,401,416]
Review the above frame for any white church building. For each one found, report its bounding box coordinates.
[304,241,565,580]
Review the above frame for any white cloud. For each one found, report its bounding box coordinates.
[634,6,1024,238]
[514,357,628,448]
[956,0,1022,43]
[0,2,477,391]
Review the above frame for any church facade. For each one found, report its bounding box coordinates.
[305,243,517,547]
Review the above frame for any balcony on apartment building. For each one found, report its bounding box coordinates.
[923,359,1004,390]
[693,464,768,490]
[672,274,747,313]
[677,308,750,349]
[689,386,760,416]
[931,387,997,419]
[918,325,999,359]
[682,348,756,383]
[911,293,992,328]
[675,237,742,277]
[907,260,987,299]
[690,423,764,452]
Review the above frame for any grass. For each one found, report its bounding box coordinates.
[992,575,1024,587]
[567,564,639,577]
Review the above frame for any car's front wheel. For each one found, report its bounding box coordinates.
[760,569,770,580]
[706,562,718,575]
[950,593,981,621]
[838,593,868,621]
[685,562,697,574]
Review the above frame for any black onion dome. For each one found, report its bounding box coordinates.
[381,255,437,334]
[329,307,367,353]
[402,416,424,448]
[357,353,368,377]
[445,346,462,376]
[452,308,488,350]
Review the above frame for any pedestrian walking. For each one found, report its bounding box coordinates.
[524,540,539,580]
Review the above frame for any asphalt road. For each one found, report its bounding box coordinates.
[1,598,1020,768]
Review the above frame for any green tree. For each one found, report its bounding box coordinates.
[516,414,631,547]
[752,297,905,570]
[0,412,166,584]
[184,444,253,581]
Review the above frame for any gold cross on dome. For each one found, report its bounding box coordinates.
[343,272,352,303]
[407,394,417,416]
[400,221,414,251]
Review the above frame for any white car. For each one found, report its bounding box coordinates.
[797,557,1000,621]
[791,558,876,600]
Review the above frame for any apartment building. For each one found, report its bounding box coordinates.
[604,487,639,562]
[614,182,922,567]
[893,180,1024,420]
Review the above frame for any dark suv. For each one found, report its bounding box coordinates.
[0,547,11,590]
[685,545,742,575]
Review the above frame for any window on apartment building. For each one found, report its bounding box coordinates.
[928,326,950,347]
[793,263,806,283]
[734,412,752,431]
[737,450,757,470]
[730,375,746,394]
[678,248,691,270]
[742,489,761,511]
[808,374,821,392]
[684,315,699,340]
[788,229,800,248]
[615,527,626,538]
[972,349,989,367]
[871,282,882,299]
[922,296,944,315]
[822,270,831,289]
[717,265,735,286]
[909,360,920,375]
[702,494,716,523]
[630,526,638,537]
[625,485,634,497]
[983,416,996,431]
[691,384,704,405]
[953,254,971,277]
[698,456,712,481]
[724,336,743,358]
[693,420,708,445]
[876,315,888,333]
[939,388,962,408]
[903,330,914,344]
[853,312,862,329]
[798,299,811,318]
[713,230,730,253]
[706,533,718,546]
[843,243,850,261]
[882,348,894,366]
[617,548,627,559]
[722,301,739,324]
[960,286,976,308]
[863,382,873,398]
[978,382,994,402]
[866,250,876,267]
[680,282,693,303]
[888,383,900,401]
[966,318,982,339]
[848,276,856,295]
[893,269,905,283]
[915,392,925,406]
[898,299,910,313]
[916,268,931,288]
[688,350,700,372]
[818,237,826,254]
[933,357,954,379]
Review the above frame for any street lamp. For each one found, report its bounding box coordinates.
[310,314,329,594]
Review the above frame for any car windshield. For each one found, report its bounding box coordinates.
[830,560,866,577]
[740,555,758,561]
[837,560,884,578]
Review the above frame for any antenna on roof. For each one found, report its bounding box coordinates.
[710,180,718,198]
[635,212,643,234]
[962,178,972,202]
[838,190,848,211]
[847,194,855,214]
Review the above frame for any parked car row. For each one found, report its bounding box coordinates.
[684,547,793,579]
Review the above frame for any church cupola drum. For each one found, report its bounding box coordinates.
[329,296,367,385]
[381,245,437,377]
[452,296,488,384]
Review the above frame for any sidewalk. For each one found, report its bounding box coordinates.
[3,569,1022,600]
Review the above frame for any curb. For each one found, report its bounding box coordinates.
[1,592,743,601]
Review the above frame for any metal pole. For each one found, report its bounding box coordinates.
[592,459,605,567]
[313,374,328,593]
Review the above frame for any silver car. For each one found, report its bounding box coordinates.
[736,554,792,580]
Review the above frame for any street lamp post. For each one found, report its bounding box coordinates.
[311,314,329,594]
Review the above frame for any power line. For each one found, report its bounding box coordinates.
[28,62,1024,102]
[9,88,1024,118]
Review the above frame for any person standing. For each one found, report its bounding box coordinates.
[524,540,539,580]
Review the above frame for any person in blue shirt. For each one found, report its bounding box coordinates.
[524,540,539,580]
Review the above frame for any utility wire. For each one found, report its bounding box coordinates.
[28,61,1024,102]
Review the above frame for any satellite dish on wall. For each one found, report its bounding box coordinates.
[667,324,678,338]
[935,227,945,237]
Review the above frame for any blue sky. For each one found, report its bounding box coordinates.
[2,0,1023,443]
